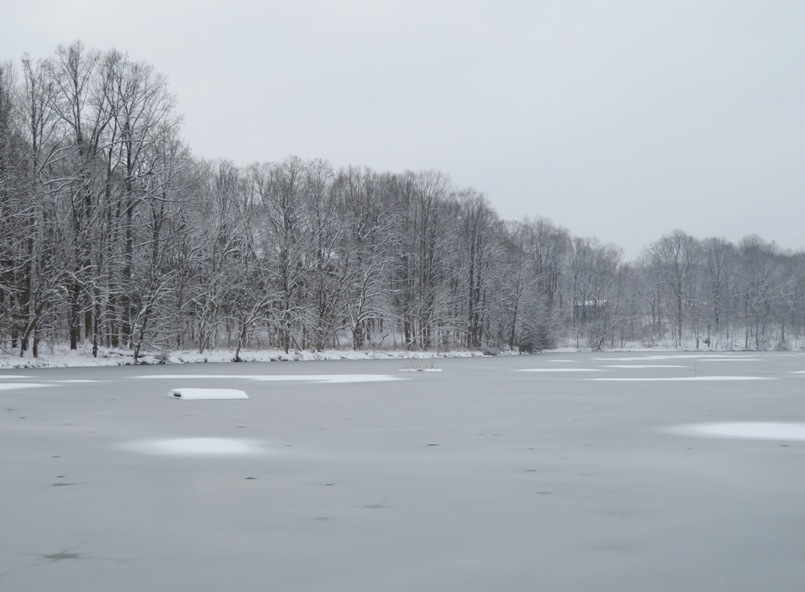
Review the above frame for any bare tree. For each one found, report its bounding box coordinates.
[647,230,700,348]
[737,236,787,349]
[457,190,499,348]
[701,237,736,348]
[251,157,314,353]
[519,218,571,351]
[332,168,396,349]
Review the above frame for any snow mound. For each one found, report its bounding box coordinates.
[167,388,249,400]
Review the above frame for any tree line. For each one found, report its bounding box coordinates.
[2,43,804,360]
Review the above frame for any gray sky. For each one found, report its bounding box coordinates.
[3,0,805,260]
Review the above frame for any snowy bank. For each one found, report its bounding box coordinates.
[0,339,785,370]
[0,346,496,369]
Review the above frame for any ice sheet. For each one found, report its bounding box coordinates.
[4,353,805,592]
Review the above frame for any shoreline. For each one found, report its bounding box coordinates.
[1,343,788,369]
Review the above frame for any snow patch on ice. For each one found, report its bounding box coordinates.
[311,374,404,383]
[595,354,751,361]
[0,382,50,391]
[518,368,602,372]
[604,365,687,369]
[590,376,770,381]
[122,438,265,456]
[670,422,805,441]
[696,358,762,362]
[168,388,249,400]
[136,374,403,384]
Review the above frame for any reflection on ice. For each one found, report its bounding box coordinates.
[670,422,805,441]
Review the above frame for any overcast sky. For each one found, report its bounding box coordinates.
[2,0,804,260]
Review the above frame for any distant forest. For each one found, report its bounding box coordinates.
[2,43,804,359]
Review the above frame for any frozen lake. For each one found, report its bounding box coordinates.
[2,352,805,591]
